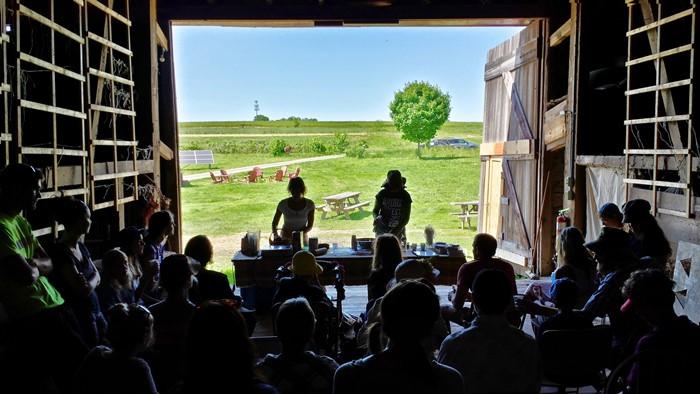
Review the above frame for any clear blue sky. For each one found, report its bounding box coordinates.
[173,26,523,122]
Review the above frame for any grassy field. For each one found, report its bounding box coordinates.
[180,120,483,282]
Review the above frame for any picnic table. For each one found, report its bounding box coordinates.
[317,191,371,219]
[450,200,479,229]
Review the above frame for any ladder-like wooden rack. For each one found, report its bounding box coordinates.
[624,0,697,218]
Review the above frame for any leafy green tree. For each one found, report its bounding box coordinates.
[254,114,269,121]
[389,81,451,155]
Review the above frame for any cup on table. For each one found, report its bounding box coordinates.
[332,242,338,250]
[309,237,319,251]
[411,243,417,251]
[420,243,426,251]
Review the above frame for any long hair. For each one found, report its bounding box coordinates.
[371,234,402,273]
[184,301,259,393]
[634,215,672,261]
[560,227,594,273]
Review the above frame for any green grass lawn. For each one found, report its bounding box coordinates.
[180,121,483,282]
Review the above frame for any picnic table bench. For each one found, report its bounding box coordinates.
[450,200,479,229]
[317,191,370,219]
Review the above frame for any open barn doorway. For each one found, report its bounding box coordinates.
[169,22,535,285]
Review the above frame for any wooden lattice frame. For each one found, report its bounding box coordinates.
[85,0,138,211]
[16,0,88,237]
[624,0,697,218]
[0,0,9,166]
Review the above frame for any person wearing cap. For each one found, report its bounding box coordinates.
[272,251,333,310]
[0,163,88,392]
[358,259,447,354]
[621,199,671,269]
[372,170,412,239]
[598,202,643,258]
[598,202,624,229]
[582,227,644,361]
[622,269,700,394]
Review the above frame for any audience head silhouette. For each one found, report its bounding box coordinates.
[372,233,402,272]
[472,233,498,260]
[160,254,193,293]
[147,210,175,241]
[106,303,153,354]
[102,248,130,288]
[472,269,511,316]
[550,278,579,311]
[119,226,146,256]
[0,163,43,213]
[598,202,623,227]
[184,235,213,268]
[276,297,316,353]
[185,301,257,392]
[381,280,439,345]
[622,268,675,325]
[54,197,91,234]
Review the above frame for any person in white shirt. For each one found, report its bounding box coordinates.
[272,177,315,245]
[438,269,542,394]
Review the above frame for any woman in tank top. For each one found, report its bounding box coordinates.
[271,177,315,245]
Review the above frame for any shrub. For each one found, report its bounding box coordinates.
[254,114,270,121]
[309,138,328,154]
[333,132,350,152]
[181,141,202,151]
[346,140,369,158]
[269,139,288,156]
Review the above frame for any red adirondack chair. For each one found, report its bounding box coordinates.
[243,167,264,183]
[220,169,231,182]
[269,169,285,182]
[288,167,301,179]
[210,171,224,184]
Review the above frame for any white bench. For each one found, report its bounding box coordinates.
[342,201,370,218]
[179,150,215,168]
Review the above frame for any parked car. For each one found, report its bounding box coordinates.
[428,138,478,149]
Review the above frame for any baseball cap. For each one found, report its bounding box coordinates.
[621,199,652,223]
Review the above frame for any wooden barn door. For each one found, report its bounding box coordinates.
[478,21,543,269]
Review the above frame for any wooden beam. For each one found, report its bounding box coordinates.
[92,171,139,182]
[156,24,168,49]
[90,104,136,117]
[159,140,174,161]
[503,159,532,250]
[577,154,700,171]
[625,43,693,67]
[544,99,567,145]
[86,0,132,27]
[21,147,87,157]
[20,53,86,82]
[92,139,137,146]
[549,18,571,47]
[480,139,534,157]
[623,114,690,125]
[495,247,528,267]
[625,78,692,96]
[20,100,87,119]
[89,68,135,86]
[623,178,689,189]
[627,7,694,37]
[87,32,133,56]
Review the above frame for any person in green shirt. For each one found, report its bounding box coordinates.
[0,163,88,393]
